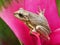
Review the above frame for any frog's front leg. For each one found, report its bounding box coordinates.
[37,7,45,15]
[26,21,35,31]
[35,25,50,40]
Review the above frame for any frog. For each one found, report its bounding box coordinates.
[14,8,51,40]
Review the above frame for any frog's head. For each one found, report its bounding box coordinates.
[14,8,29,21]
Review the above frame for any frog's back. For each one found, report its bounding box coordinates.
[27,11,48,26]
[27,11,50,32]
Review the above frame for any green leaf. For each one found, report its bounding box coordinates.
[56,0,60,16]
[0,18,21,45]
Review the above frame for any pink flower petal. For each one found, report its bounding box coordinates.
[50,28,60,45]
[0,0,60,45]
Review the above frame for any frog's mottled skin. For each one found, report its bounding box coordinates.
[14,8,51,40]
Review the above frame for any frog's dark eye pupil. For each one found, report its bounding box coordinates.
[19,13,24,17]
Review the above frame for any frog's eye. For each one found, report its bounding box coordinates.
[18,13,24,17]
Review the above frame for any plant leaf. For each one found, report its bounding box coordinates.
[0,18,21,45]
[56,0,60,16]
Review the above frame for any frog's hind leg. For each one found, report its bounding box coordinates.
[36,25,50,40]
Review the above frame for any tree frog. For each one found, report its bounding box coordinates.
[14,8,51,40]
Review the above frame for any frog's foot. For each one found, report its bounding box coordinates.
[30,28,37,35]
[36,25,50,40]
[31,28,36,32]
[37,7,45,15]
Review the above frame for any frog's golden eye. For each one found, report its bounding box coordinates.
[19,13,24,17]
